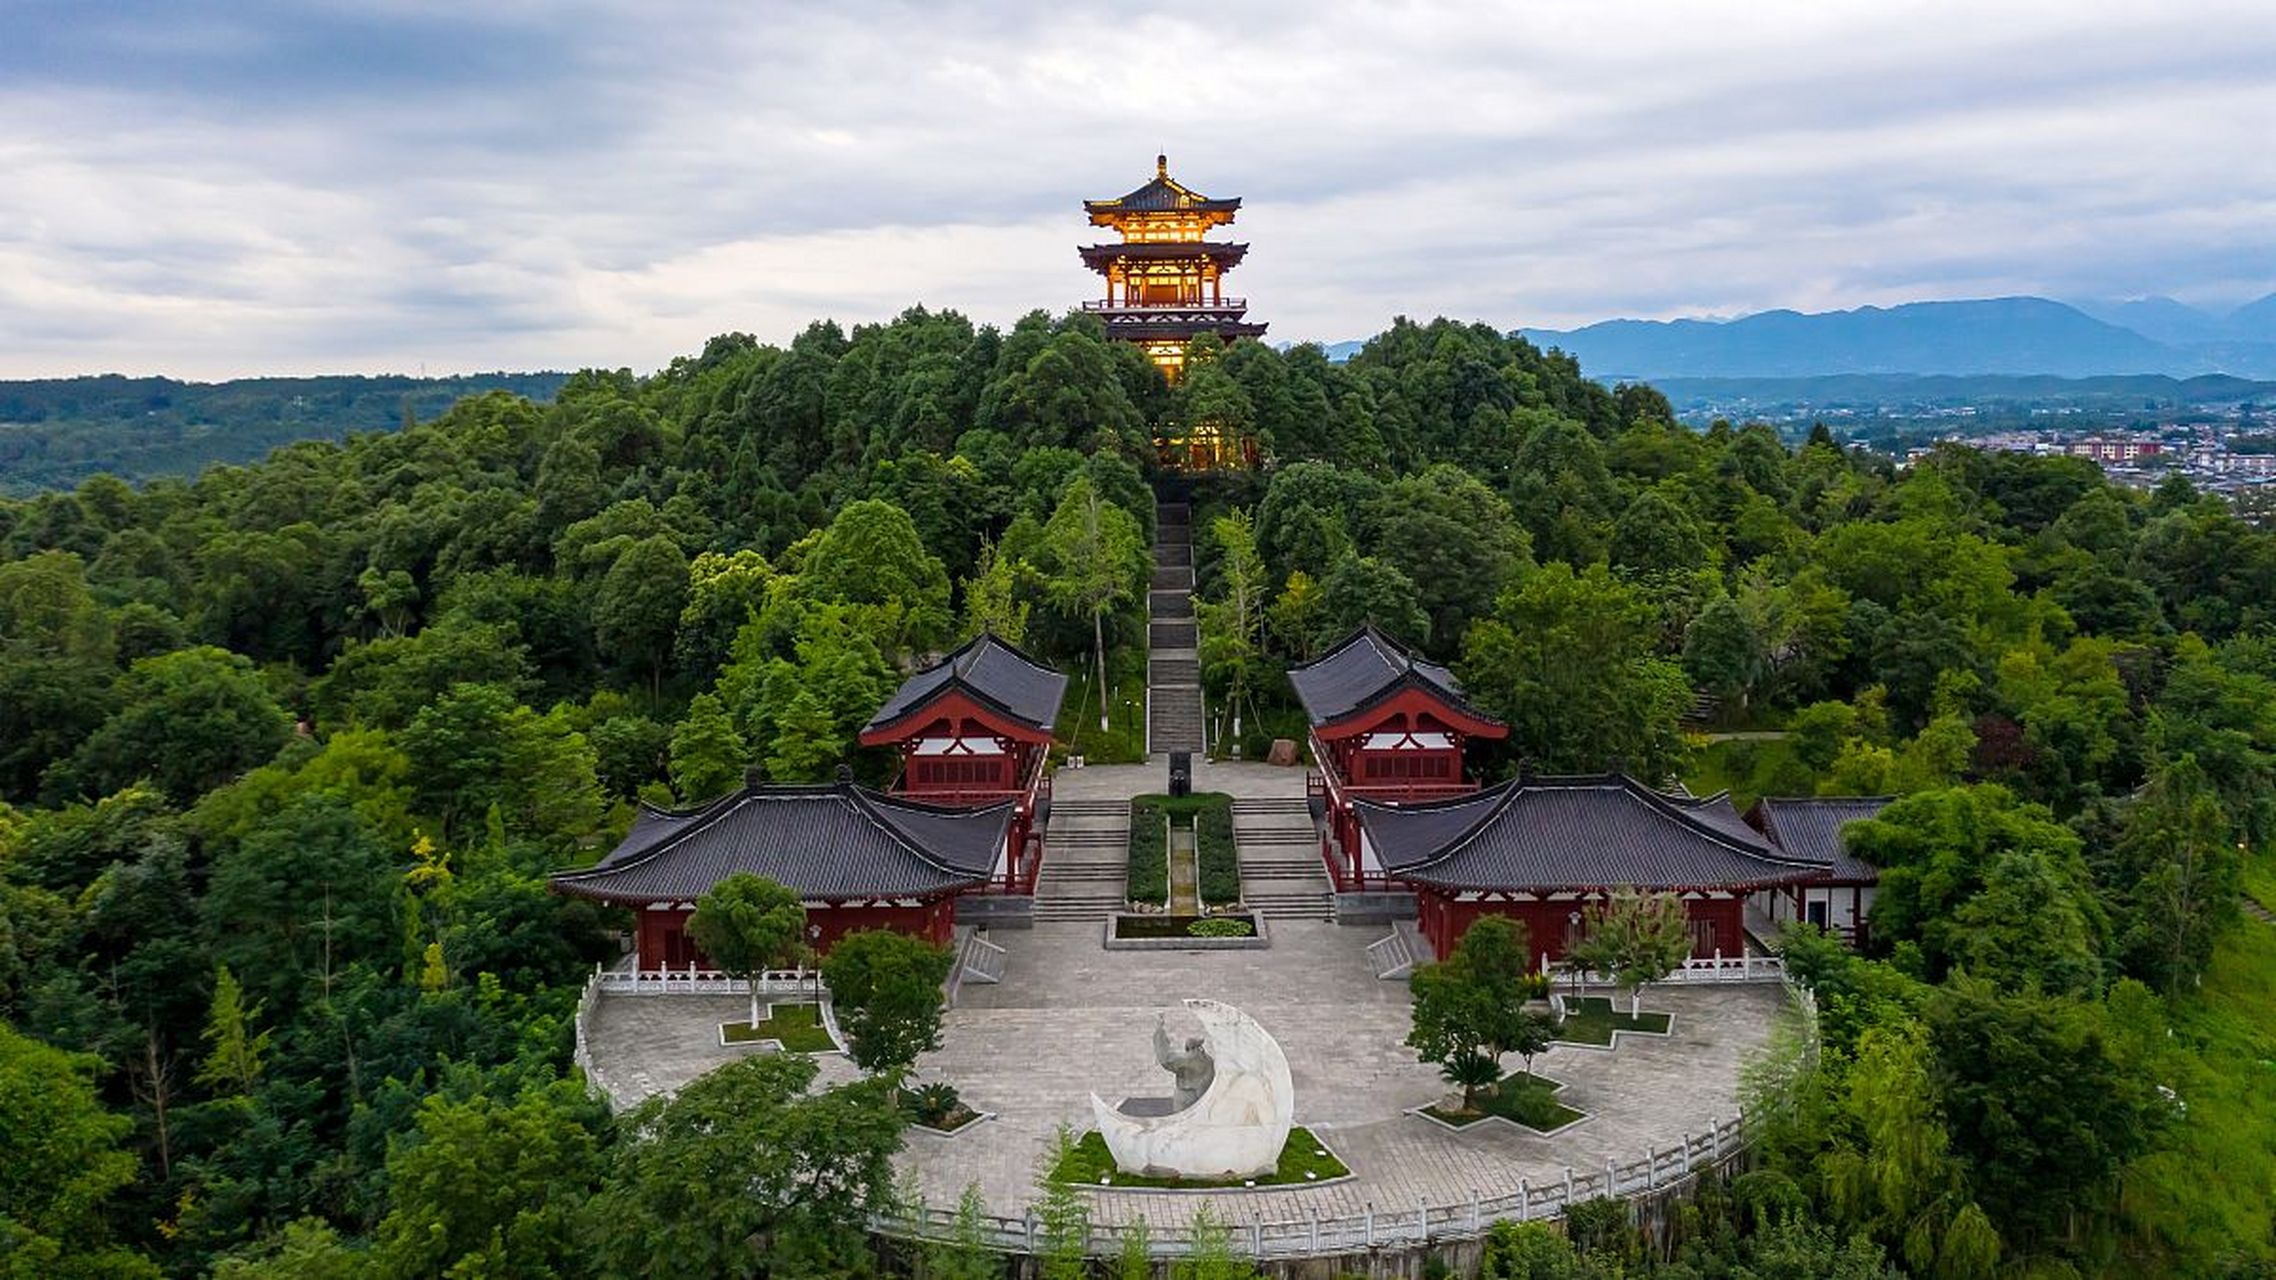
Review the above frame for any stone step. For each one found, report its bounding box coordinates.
[1149,621,1198,648]
[1232,797,1312,811]
[1149,657,1200,685]
[1148,590,1194,619]
[1155,544,1191,568]
[1151,565,1193,590]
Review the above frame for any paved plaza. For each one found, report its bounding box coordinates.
[582,917,1786,1228]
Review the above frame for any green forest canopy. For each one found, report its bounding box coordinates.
[1,307,2274,1276]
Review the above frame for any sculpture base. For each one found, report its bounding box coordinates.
[1049,1128,1351,1190]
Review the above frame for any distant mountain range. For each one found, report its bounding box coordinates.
[1502,295,2276,381]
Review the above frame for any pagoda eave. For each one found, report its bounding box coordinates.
[1079,241,1249,269]
[1093,314,1268,342]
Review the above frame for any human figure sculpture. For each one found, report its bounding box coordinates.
[1089,999,1295,1179]
[1154,1014,1216,1109]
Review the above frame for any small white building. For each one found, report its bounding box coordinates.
[1744,795,1890,945]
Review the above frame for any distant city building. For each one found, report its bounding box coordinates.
[2066,436,2163,463]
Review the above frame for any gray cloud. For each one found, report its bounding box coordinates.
[1,0,2271,377]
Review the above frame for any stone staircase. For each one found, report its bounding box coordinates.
[1147,502,1204,756]
[1232,795,1334,920]
[1031,797,1130,922]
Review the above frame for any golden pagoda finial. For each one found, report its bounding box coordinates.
[1156,152,1168,180]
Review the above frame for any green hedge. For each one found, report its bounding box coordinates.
[1195,796,1239,906]
[1126,798,1168,905]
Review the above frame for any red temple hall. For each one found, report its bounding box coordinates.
[548,782,1012,970]
[856,631,1065,893]
[1295,626,1508,889]
[1355,773,1825,969]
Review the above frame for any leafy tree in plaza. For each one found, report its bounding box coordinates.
[582,1052,904,1278]
[819,928,954,1077]
[1406,916,1548,1111]
[688,873,810,1028]
[1566,888,1691,1016]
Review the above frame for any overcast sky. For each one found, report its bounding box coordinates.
[3,0,2272,379]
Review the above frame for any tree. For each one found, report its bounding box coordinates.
[372,1079,606,1279]
[1194,509,1268,742]
[583,1052,903,1278]
[668,692,748,803]
[593,534,690,694]
[1459,562,1692,780]
[820,928,954,1077]
[1924,977,2160,1253]
[1566,888,1691,1016]
[1405,916,1545,1110]
[1312,553,1430,651]
[1683,593,1765,712]
[47,645,292,805]
[0,1023,157,1278]
[688,873,809,1027]
[959,536,1032,647]
[197,963,272,1096]
[799,498,954,656]
[1038,477,1145,731]
[2108,753,2240,994]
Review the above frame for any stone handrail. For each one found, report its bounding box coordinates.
[873,1111,1750,1259]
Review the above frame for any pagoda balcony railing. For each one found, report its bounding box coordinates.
[1081,298,1248,314]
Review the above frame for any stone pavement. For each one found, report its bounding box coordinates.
[583,918,1783,1228]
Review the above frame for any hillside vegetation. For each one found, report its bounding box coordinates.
[2,308,2274,1275]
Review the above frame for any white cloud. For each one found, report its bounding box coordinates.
[0,0,2270,377]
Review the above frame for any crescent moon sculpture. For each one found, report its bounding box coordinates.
[1087,998,1295,1179]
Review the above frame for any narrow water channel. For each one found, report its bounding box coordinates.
[1166,822,1200,915]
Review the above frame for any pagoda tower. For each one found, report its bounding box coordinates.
[1080,155,1266,383]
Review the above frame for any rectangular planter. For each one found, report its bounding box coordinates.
[1103,912,1270,950]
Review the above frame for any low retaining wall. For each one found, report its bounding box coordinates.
[1333,891,1418,926]
[955,894,1036,930]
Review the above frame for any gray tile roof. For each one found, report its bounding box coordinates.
[1750,796,1892,882]
[549,784,1008,905]
[1357,773,1821,893]
[1084,161,1241,216]
[862,632,1067,737]
[1287,625,1499,730]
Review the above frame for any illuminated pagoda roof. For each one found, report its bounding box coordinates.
[1356,773,1822,893]
[549,781,1010,905]
[1084,154,1242,223]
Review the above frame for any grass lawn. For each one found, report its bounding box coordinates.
[719,1003,837,1052]
[2242,848,2276,916]
[1423,1072,1584,1133]
[1553,996,1673,1046]
[1684,737,1810,810]
[1056,659,1149,765]
[1049,1127,1348,1188]
[2113,919,2276,1276]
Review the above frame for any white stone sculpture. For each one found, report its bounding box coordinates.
[1088,998,1295,1179]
